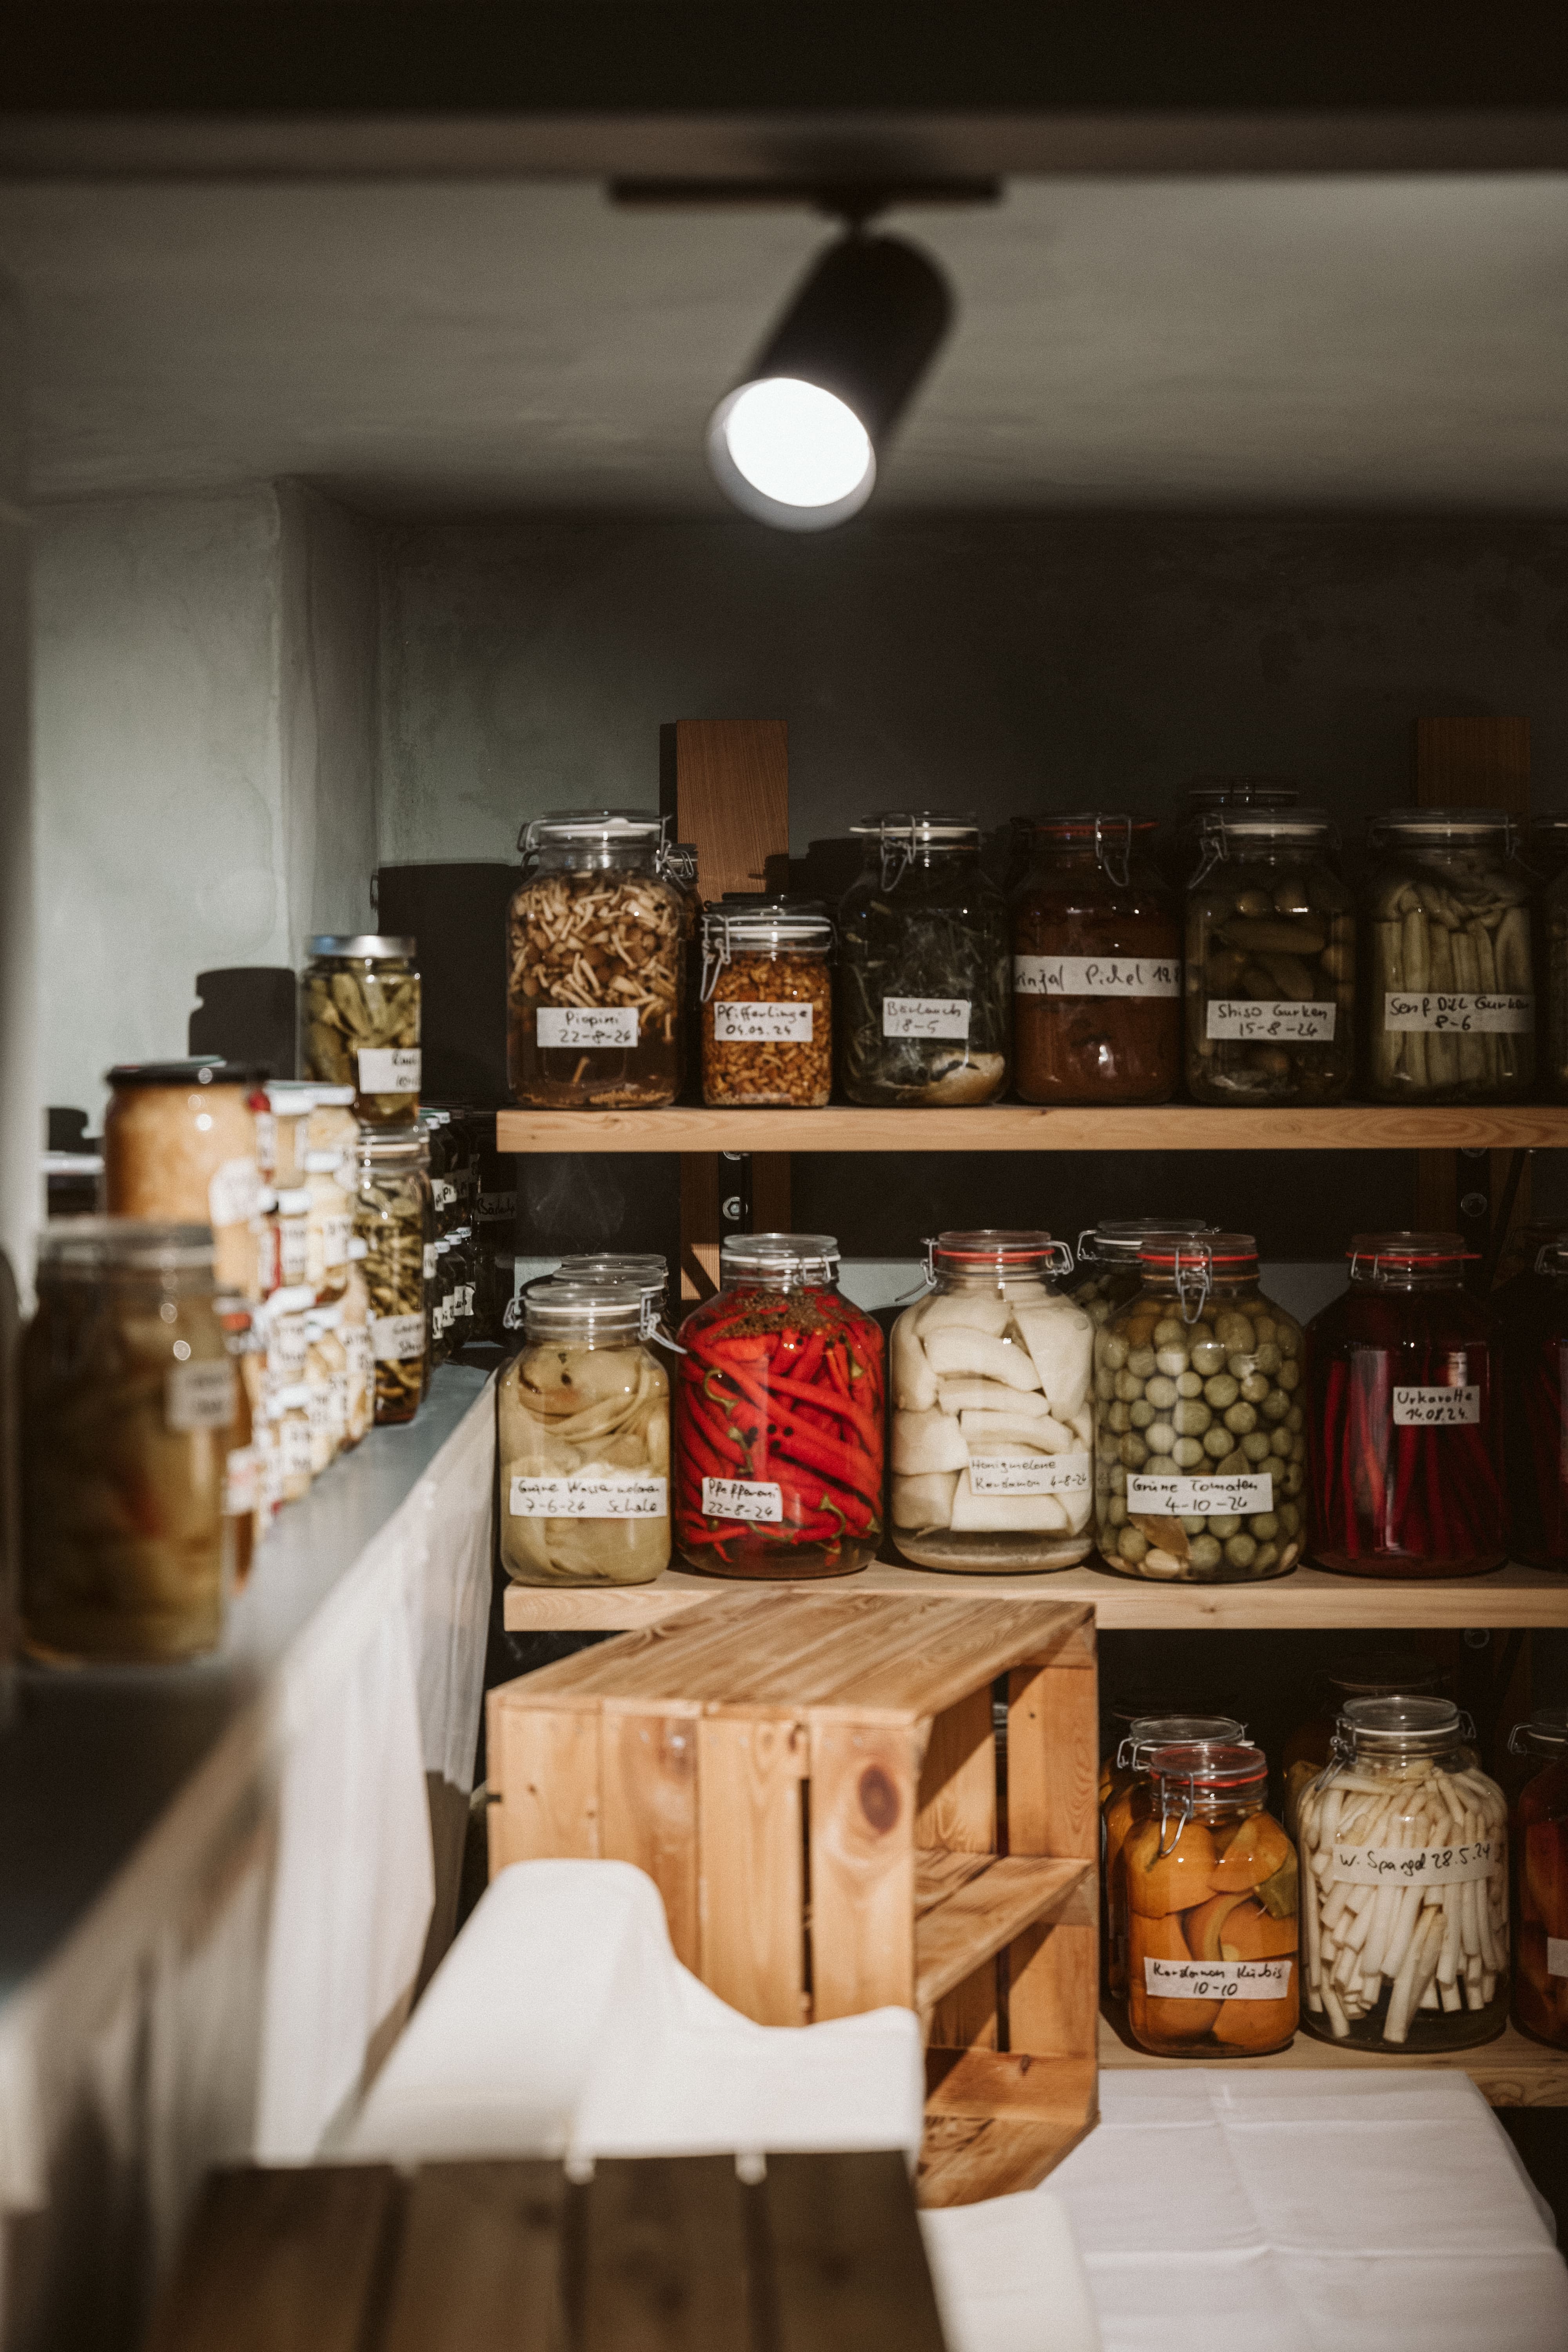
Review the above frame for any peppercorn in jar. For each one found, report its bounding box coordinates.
[700,900,833,1107]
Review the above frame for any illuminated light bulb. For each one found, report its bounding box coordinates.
[720,378,873,510]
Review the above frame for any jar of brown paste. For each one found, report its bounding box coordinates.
[1012,816,1181,1104]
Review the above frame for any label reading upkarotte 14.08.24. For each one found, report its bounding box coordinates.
[510,1475,668,1520]
[713,1002,814,1043]
[1014,956,1179,1000]
[1391,1385,1480,1428]
[701,1476,784,1523]
[1145,1958,1292,2001]
[1206,999,1336,1043]
[970,1452,1091,1497]
[882,997,971,1040]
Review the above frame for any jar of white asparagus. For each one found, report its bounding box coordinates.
[889,1229,1094,1571]
[1299,1695,1508,2053]
[1363,810,1535,1103]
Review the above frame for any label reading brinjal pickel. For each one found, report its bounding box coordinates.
[1014,956,1179,999]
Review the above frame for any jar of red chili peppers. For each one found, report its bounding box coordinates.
[1304,1232,1506,1579]
[1497,1232,1568,1570]
[673,1232,885,1577]
[1011,815,1181,1105]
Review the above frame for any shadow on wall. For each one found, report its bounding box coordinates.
[189,969,297,1078]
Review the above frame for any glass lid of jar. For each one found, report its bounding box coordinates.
[107,1055,272,1087]
[1138,1232,1259,1273]
[1508,1707,1568,1759]
[519,808,667,851]
[523,1278,649,1340]
[1185,777,1299,813]
[305,935,415,957]
[720,1230,839,1284]
[1200,806,1334,844]
[1077,1217,1213,1265]
[1370,806,1515,843]
[928,1228,1073,1279]
[556,1251,670,1301]
[1148,1739,1268,1791]
[1118,1714,1247,1769]
[355,1131,429,1171]
[1022,812,1156,886]
[40,1216,216,1274]
[701,898,833,958]
[1318,1649,1441,1700]
[1338,1694,1465,1755]
[1347,1231,1475,1284]
[850,811,978,843]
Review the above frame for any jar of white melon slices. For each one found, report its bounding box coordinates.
[889,1229,1095,1570]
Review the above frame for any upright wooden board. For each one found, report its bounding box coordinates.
[697,1713,806,2025]
[486,1697,600,1871]
[379,2163,566,2352]
[809,1721,918,2020]
[142,2165,399,2352]
[671,719,789,900]
[1004,1659,1099,2064]
[914,1688,999,2049]
[760,2151,947,2352]
[579,2156,751,2352]
[600,1706,702,1971]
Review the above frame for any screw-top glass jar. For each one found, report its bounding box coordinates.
[506,811,684,1109]
[1303,1232,1505,1578]
[301,936,422,1125]
[351,1129,430,1425]
[1363,809,1535,1102]
[1118,1740,1299,2057]
[673,1233,885,1577]
[1102,1712,1247,1998]
[1093,1234,1305,1582]
[889,1229,1094,1572]
[1070,1218,1215,1327]
[1510,1707,1568,2049]
[1185,809,1354,1103]
[1496,1232,1568,1570]
[700,900,834,1107]
[837,813,1011,1106]
[103,1057,269,1298]
[1299,1696,1508,2052]
[1011,815,1181,1105]
[499,1279,671,1587]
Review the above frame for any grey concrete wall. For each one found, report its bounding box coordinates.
[279,480,379,949]
[0,279,36,1296]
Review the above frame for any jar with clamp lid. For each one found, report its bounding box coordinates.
[1102,1713,1246,1998]
[1511,1707,1568,2049]
[103,1057,268,1298]
[1070,1218,1215,1328]
[1299,1696,1507,2051]
[700,899,833,1107]
[301,936,422,1125]
[836,813,1011,1106]
[890,1230,1094,1571]
[1186,808,1354,1103]
[352,1129,430,1425]
[499,1280,670,1587]
[1093,1235,1305,1582]
[1281,1650,1445,1837]
[1119,1740,1299,2057]
[556,1252,679,1379]
[1011,814,1181,1105]
[1364,809,1535,1103]
[1499,1232,1568,1569]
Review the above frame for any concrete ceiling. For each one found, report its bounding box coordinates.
[0,174,1564,514]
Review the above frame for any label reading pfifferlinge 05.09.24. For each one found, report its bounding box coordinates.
[537,1006,640,1051]
[1125,1471,1273,1515]
[882,997,971,1040]
[1145,1958,1292,2001]
[1014,956,1180,999]
[713,1002,814,1043]
[510,1475,668,1520]
[1330,1838,1500,1887]
[1206,999,1336,1043]
[701,1476,784,1524]
[1384,992,1532,1035]
[1392,1385,1480,1428]
[970,1452,1091,1497]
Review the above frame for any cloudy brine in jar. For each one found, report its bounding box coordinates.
[1185,810,1354,1104]
[837,814,1010,1106]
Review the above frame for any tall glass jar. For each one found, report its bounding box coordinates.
[301,936,422,1126]
[1281,1651,1444,1837]
[1496,1234,1568,1569]
[103,1058,268,1298]
[555,1251,680,1380]
[836,814,1011,1106]
[1185,810,1354,1103]
[1299,1696,1507,2051]
[1070,1218,1215,1328]
[352,1131,430,1425]
[22,1221,235,1663]
[1304,1232,1504,1578]
[507,811,683,1109]
[889,1230,1093,1572]
[1093,1235,1305,1582]
[1363,810,1535,1103]
[1161,777,1300,891]
[341,1237,372,1448]
[303,1149,352,1304]
[1510,1708,1568,2049]
[700,900,834,1108]
[1011,815,1181,1105]
[673,1233,884,1577]
[1102,1713,1246,1998]
[1119,1741,1299,2057]
[499,1280,671,1587]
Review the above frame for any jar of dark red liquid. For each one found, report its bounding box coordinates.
[1497,1232,1568,1569]
[1011,815,1181,1104]
[1304,1232,1505,1578]
[1511,1707,1568,2048]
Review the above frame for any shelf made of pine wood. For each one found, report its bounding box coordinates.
[503,1556,1568,1635]
[1099,2009,1568,2107]
[497,1103,1568,1155]
[915,1851,1093,2018]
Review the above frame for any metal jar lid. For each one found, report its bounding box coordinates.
[701,899,833,955]
[720,1230,839,1284]
[850,810,978,844]
[1508,1706,1568,1761]
[39,1216,215,1276]
[523,1278,647,1341]
[519,809,666,853]
[1077,1217,1212,1265]
[107,1056,271,1088]
[305,935,416,957]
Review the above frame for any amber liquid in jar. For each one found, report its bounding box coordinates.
[1012,817,1181,1105]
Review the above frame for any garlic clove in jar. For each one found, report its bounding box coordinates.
[892,1470,958,1530]
[892,1317,938,1411]
[937,1378,1054,1417]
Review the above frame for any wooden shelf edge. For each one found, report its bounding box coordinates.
[1098,2011,1568,2107]
[918,2059,1098,2209]
[914,1855,1093,2016]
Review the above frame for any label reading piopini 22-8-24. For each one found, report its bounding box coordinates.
[1391,1385,1480,1428]
[1014,956,1179,999]
[1383,993,1532,1034]
[1145,1958,1292,2000]
[882,997,971,1040]
[537,1006,640,1049]
[701,1476,783,1523]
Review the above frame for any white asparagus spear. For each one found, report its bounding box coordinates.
[1321,1981,1351,2040]
[1386,1910,1445,2044]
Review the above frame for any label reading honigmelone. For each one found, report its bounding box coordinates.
[970,1451,1091,1497]
[1206,999,1336,1043]
[510,1475,668,1519]
[1145,1958,1292,2001]
[1383,992,1532,1035]
[537,1006,640,1050]
[1330,1839,1501,1887]
[356,1046,422,1094]
[701,1476,784,1523]
[164,1358,238,1433]
[1392,1385,1480,1428]
[713,1001,815,1043]
[372,1312,425,1364]
[1125,1472,1273,1515]
[1014,955,1180,999]
[882,997,971,1040]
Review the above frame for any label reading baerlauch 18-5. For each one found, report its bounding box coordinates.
[510,1475,668,1519]
[1383,992,1532,1035]
[1125,1471,1273,1515]
[1392,1385,1480,1428]
[882,997,971,1040]
[1145,1958,1292,2001]
[701,1476,784,1523]
[713,1001,814,1043]
[1014,955,1180,999]
[356,1046,422,1094]
[537,1006,640,1050]
[1206,999,1336,1043]
[969,1452,1091,1497]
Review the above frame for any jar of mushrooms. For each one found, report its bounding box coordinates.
[700,900,834,1108]
[1185,809,1354,1104]
[1363,809,1535,1103]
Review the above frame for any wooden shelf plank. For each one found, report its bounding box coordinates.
[498,1103,1568,1156]
[504,1556,1568,1635]
[918,2055,1097,2209]
[914,1854,1092,2015]
[1099,2011,1568,2108]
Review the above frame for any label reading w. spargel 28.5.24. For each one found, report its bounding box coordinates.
[510,1475,667,1520]
[1125,1472,1273,1515]
[970,1451,1091,1497]
[701,1476,783,1523]
[537,1006,640,1050]
[1206,999,1336,1043]
[882,997,971,1040]
[1392,1385,1480,1428]
[1330,1838,1500,1887]
[1014,956,1179,999]
[713,1002,814,1043]
[1145,1957,1292,2001]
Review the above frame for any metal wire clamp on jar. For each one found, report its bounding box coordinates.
[301,935,422,1127]
[507,810,684,1110]
[836,812,1011,1106]
[1120,1740,1299,2058]
[1011,814,1181,1105]
[699,899,834,1108]
[1161,776,1301,893]
[1510,1707,1568,2049]
[1102,1712,1247,1998]
[1185,808,1354,1104]
[889,1229,1094,1571]
[1093,1234,1306,1582]
[1363,808,1535,1104]
[1070,1217,1216,1328]
[1299,1696,1508,2052]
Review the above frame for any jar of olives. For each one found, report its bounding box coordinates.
[1092,1234,1306,1582]
[1185,810,1354,1103]
[837,813,1011,1106]
[1364,810,1535,1103]
[1011,815,1181,1105]
[1070,1218,1216,1328]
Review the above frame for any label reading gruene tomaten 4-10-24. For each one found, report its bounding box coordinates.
[882,998,971,1040]
[1125,1472,1273,1515]
[1330,1838,1500,1887]
[970,1452,1091,1497]
[1206,999,1336,1043]
[712,1002,814,1042]
[1392,1385,1480,1428]
[1014,956,1180,999]
[701,1476,784,1523]
[1383,993,1533,1034]
[537,1006,640,1050]
[1145,1958,1292,2000]
[510,1476,668,1519]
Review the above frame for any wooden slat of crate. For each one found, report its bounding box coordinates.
[1003,1654,1100,2062]
[599,1705,702,1972]
[486,1697,601,1873]
[379,2162,567,2352]
[920,2052,1099,2208]
[580,2154,751,2352]
[760,2150,947,2352]
[915,1857,1093,2018]
[697,1712,808,2025]
[142,2165,400,2352]
[915,1688,1000,2051]
[808,1720,920,2019]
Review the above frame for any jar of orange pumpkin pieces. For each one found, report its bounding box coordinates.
[1120,1740,1299,2056]
[1102,1713,1245,1998]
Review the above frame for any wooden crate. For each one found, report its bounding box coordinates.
[143,2151,947,2352]
[488,1588,1099,2205]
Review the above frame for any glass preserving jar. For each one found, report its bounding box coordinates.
[1011,815,1181,1105]
[499,1279,671,1587]
[272,1185,311,1295]
[22,1220,236,1663]
[1119,1741,1299,2057]
[352,1130,429,1425]
[1102,1712,1247,1998]
[450,1226,477,1352]
[1511,1708,1568,2049]
[837,814,1011,1106]
[700,900,834,1108]
[1300,1695,1507,2051]
[1281,1651,1445,1837]
[1093,1235,1305,1582]
[1304,1232,1504,1579]
[673,1233,885,1577]
[305,1307,347,1474]
[1541,861,1568,1102]
[1070,1218,1215,1328]
[262,1080,315,1189]
[1162,777,1301,892]
[1363,810,1535,1103]
[341,1237,372,1448]
[216,1294,260,1590]
[301,935,422,1125]
[1185,809,1354,1104]
[305,1084,358,1178]
[303,1149,352,1303]
[555,1251,680,1379]
[103,1057,268,1298]
[889,1229,1094,1572]
[507,811,683,1109]
[261,1282,313,1410]
[1498,1234,1568,1568]
[272,1382,313,1504]
[430,1237,452,1367]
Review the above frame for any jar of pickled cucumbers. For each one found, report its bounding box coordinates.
[22,1220,236,1663]
[1511,1707,1568,2049]
[1070,1218,1215,1328]
[499,1281,670,1586]
[1119,1740,1299,2057]
[1185,809,1354,1103]
[837,814,1011,1106]
[1093,1234,1305,1582]
[889,1229,1093,1571]
[352,1130,430,1425]
[1364,810,1535,1103]
[1299,1696,1507,2052]
[301,936,422,1125]
[1102,1712,1246,1998]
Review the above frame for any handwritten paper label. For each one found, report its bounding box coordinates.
[537,1006,640,1049]
[510,1475,668,1519]
[322,1212,352,1270]
[1126,1472,1273,1515]
[971,1451,1092,1497]
[1550,1937,1568,1980]
[223,1445,259,1516]
[1392,1385,1480,1428]
[279,1218,310,1286]
[882,997,971,1040]
[165,1358,237,1433]
[372,1311,425,1363]
[1331,1838,1501,1887]
[701,1476,784,1523]
[1384,992,1532,1034]
[713,1000,814,1042]
[279,1416,313,1481]
[268,1314,309,1380]
[479,1190,517,1225]
[1145,1958,1293,2000]
[356,1046,421,1094]
[1014,955,1180,999]
[208,1154,260,1229]
[1207,999,1336,1043]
